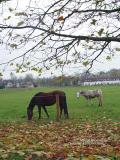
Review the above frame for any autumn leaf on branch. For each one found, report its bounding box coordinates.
[58,16,64,21]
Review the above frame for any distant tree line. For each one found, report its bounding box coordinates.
[0,69,120,88]
[80,69,120,82]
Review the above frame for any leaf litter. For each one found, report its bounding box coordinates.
[0,120,120,159]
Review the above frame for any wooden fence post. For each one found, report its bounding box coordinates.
[56,94,60,121]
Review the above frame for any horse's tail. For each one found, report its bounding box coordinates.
[59,94,69,118]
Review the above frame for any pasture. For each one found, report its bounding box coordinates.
[0,85,120,159]
[0,85,120,122]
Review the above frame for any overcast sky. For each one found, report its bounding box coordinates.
[0,0,120,79]
[1,46,120,79]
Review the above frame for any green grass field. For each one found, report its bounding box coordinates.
[0,85,120,159]
[0,85,120,122]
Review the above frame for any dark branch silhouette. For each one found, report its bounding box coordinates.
[0,0,119,74]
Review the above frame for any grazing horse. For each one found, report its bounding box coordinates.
[27,90,69,120]
[76,89,103,106]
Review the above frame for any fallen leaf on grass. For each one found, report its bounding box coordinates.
[0,120,119,159]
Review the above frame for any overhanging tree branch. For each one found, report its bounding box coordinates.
[0,25,120,42]
[0,0,120,74]
[65,8,120,19]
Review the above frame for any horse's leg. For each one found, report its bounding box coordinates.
[86,98,90,106]
[42,106,49,118]
[98,98,101,106]
[38,106,41,119]
[56,95,60,121]
[60,107,62,118]
[89,99,92,106]
[98,96,103,106]
[90,98,94,106]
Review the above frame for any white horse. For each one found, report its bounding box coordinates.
[76,89,103,106]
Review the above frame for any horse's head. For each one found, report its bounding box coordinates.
[76,92,80,98]
[77,91,85,98]
[27,107,33,120]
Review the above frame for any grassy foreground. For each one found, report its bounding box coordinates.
[0,86,120,159]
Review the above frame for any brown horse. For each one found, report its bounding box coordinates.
[27,90,69,120]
